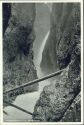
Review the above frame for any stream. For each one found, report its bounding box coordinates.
[4,3,51,122]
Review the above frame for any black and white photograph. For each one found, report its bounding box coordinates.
[0,0,83,124]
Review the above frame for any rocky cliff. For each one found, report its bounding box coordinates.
[3,3,38,104]
[3,3,11,35]
[33,3,81,122]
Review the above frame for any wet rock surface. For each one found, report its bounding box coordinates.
[33,3,81,122]
[3,3,38,104]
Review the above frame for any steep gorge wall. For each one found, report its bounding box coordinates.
[33,3,81,122]
[3,3,38,103]
[3,3,11,35]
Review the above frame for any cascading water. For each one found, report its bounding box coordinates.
[4,3,51,121]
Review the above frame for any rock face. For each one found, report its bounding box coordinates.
[3,3,38,103]
[60,93,81,122]
[33,3,81,122]
[3,3,11,35]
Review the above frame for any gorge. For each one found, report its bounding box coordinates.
[3,3,81,122]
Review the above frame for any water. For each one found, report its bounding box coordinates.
[4,4,51,121]
[4,31,50,122]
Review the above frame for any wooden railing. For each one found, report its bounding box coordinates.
[3,69,64,116]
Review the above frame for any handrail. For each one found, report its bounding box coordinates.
[4,69,64,96]
[3,110,8,115]
[3,69,65,116]
[4,101,33,115]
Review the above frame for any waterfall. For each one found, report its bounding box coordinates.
[4,27,50,123]
[34,31,50,77]
[4,3,51,121]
